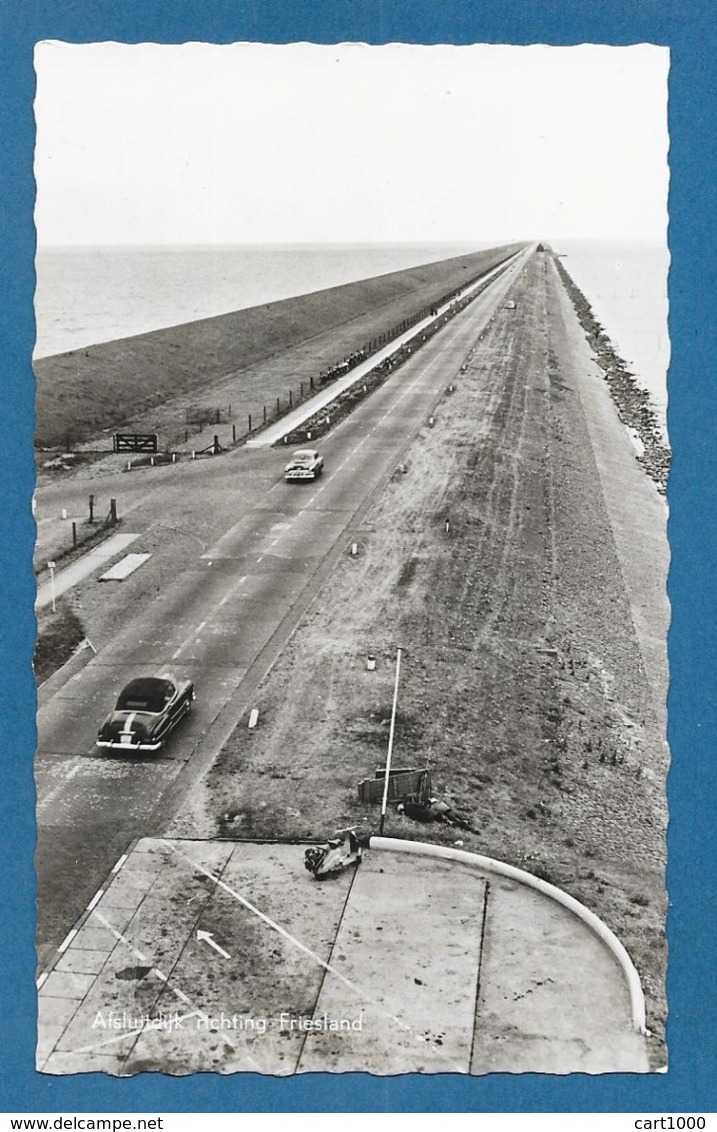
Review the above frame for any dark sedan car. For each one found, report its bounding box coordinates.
[96,675,195,753]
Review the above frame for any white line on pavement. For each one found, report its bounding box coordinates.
[57,929,78,955]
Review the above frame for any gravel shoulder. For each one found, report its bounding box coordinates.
[161,251,669,1064]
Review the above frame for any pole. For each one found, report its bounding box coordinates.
[379,647,403,835]
[48,562,56,613]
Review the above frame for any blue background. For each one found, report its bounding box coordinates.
[2,0,715,1114]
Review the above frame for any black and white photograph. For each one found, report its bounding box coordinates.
[32,41,671,1078]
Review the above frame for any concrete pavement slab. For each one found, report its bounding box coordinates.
[36,532,141,609]
[56,949,110,976]
[469,877,648,1073]
[37,837,648,1076]
[297,854,488,1075]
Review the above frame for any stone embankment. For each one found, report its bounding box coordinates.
[554,258,670,493]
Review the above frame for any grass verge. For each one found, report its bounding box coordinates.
[35,602,85,686]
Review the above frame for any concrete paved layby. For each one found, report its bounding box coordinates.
[35,532,142,609]
[37,840,648,1076]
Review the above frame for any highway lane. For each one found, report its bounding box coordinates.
[35,248,531,968]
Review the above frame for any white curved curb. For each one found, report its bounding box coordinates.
[369,835,647,1035]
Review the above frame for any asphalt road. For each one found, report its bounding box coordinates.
[35,249,532,969]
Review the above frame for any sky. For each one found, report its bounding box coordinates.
[33,41,669,247]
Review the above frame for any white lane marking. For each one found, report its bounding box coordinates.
[172,568,250,656]
[111,854,128,875]
[36,971,48,989]
[57,929,78,955]
[86,889,104,913]
[218,574,247,608]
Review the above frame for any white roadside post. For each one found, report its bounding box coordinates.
[47,561,56,613]
[379,646,403,836]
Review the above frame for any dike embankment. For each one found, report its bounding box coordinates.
[35,243,525,450]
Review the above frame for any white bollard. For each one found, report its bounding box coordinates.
[367,655,376,671]
[351,543,358,556]
[61,508,67,520]
[248,708,259,730]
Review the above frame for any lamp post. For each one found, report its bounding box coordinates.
[379,647,403,836]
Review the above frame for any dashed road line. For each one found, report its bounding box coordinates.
[57,928,78,955]
[86,889,104,913]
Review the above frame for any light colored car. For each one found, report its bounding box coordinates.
[284,448,324,482]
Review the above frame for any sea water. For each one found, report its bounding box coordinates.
[33,242,489,359]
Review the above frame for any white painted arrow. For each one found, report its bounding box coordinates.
[196,930,231,960]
